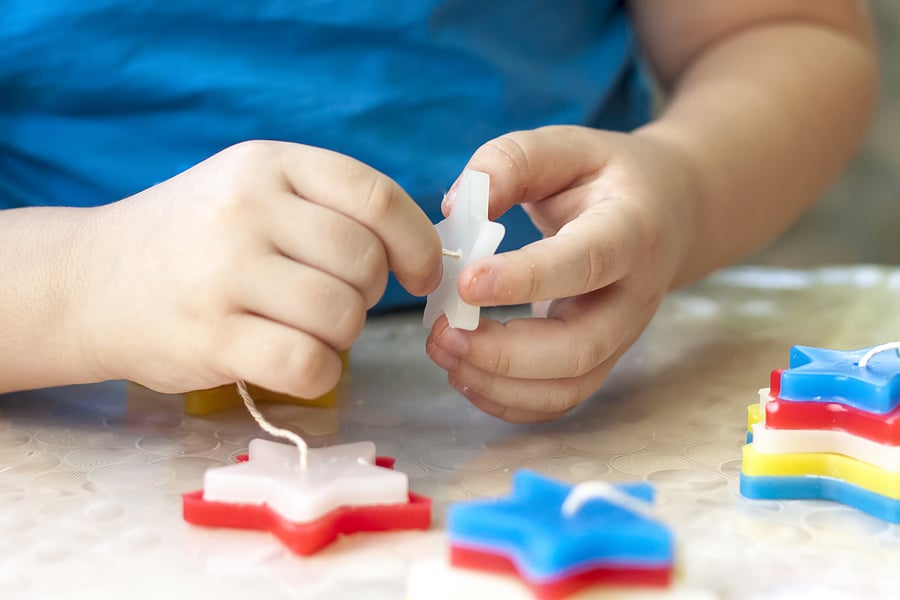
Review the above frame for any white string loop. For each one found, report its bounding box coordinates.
[561,480,657,522]
[236,380,308,469]
[859,342,900,369]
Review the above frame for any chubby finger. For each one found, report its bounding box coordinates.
[433,348,612,416]
[277,144,442,296]
[266,193,388,307]
[458,206,640,306]
[455,385,570,424]
[428,285,641,379]
[232,254,366,351]
[427,311,613,382]
[449,126,613,219]
[213,312,343,399]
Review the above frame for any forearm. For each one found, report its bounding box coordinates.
[635,19,878,287]
[0,206,106,392]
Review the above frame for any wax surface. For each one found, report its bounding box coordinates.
[780,345,900,413]
[202,438,409,522]
[741,444,900,498]
[750,423,900,471]
[424,169,505,331]
[760,396,900,444]
[740,474,900,524]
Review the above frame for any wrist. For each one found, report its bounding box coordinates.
[0,205,115,392]
[61,204,123,384]
[631,123,707,289]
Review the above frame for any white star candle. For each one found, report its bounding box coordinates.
[202,438,409,523]
[424,170,506,331]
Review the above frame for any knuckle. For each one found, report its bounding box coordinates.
[366,269,389,308]
[526,260,540,301]
[488,404,512,422]
[356,241,389,303]
[487,344,512,377]
[358,236,388,273]
[505,254,541,303]
[470,372,496,403]
[542,386,579,414]
[305,277,366,349]
[482,134,531,185]
[360,173,398,221]
[583,244,606,292]
[332,293,366,349]
[570,336,607,378]
[226,139,279,165]
[209,315,243,378]
[286,344,340,398]
[212,141,282,216]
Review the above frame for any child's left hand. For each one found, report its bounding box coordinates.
[426,125,699,422]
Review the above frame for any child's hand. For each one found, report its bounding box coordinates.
[82,141,441,397]
[426,125,698,422]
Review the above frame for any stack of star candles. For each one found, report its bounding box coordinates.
[741,344,900,522]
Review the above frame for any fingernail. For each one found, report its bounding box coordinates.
[438,327,469,357]
[442,187,457,214]
[466,269,496,303]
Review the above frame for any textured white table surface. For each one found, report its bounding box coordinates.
[3,266,900,600]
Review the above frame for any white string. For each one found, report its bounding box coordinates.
[441,248,462,260]
[236,380,308,469]
[859,342,900,369]
[561,480,658,522]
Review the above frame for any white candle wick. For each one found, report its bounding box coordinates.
[858,342,900,369]
[236,380,309,469]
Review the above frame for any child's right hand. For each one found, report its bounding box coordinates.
[78,141,441,397]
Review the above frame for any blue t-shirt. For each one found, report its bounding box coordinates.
[0,1,649,310]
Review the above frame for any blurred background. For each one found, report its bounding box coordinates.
[748,0,899,267]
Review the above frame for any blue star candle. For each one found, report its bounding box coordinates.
[447,470,673,598]
[780,345,900,413]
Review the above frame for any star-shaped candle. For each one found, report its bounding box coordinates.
[763,396,900,445]
[424,169,506,331]
[780,345,900,413]
[447,470,674,599]
[740,473,900,524]
[182,438,431,555]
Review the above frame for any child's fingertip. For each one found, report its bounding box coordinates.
[461,266,497,304]
[441,187,457,216]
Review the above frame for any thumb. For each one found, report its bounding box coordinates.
[445,126,612,220]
